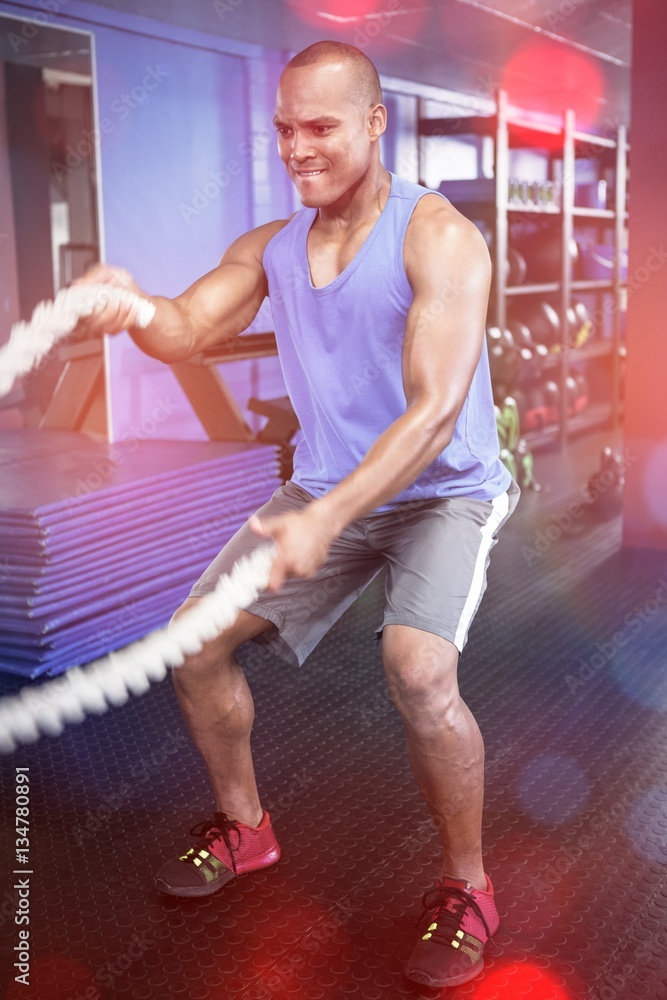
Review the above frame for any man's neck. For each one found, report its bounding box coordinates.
[316,164,391,232]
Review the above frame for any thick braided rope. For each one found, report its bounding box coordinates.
[0,284,277,753]
[0,284,156,398]
[0,544,276,754]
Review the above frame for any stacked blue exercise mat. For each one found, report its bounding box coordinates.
[0,430,282,678]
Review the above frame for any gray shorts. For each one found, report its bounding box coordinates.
[189,477,521,669]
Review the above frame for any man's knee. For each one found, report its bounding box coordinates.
[381,625,459,716]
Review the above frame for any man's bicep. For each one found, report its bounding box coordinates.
[402,216,491,432]
[172,221,291,355]
[173,258,267,353]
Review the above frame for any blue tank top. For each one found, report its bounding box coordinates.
[263,171,511,510]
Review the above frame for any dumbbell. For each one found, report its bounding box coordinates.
[510,301,561,351]
[523,385,549,432]
[487,327,509,393]
[543,379,561,425]
[511,388,527,429]
[568,302,593,348]
[507,319,549,382]
[499,447,518,480]
[507,246,528,287]
[586,446,624,517]
[515,438,540,491]
[487,327,523,395]
[516,228,579,283]
[567,374,589,414]
[495,396,520,452]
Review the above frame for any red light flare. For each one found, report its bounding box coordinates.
[286,0,383,29]
[229,894,355,999]
[285,0,428,54]
[470,958,583,999]
[501,42,605,133]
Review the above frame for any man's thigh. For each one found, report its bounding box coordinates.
[187,480,386,669]
[172,597,276,655]
[370,478,521,655]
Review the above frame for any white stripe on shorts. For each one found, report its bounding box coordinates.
[453,489,511,651]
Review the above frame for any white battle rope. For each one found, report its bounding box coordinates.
[0,285,277,753]
[0,283,157,398]
[0,545,276,754]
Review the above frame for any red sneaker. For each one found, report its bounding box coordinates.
[405,874,499,988]
[155,809,280,898]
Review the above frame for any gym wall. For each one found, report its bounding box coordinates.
[0,60,20,346]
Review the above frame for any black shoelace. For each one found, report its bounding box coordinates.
[415,883,492,947]
[185,811,242,874]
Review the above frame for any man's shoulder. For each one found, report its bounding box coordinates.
[403,190,490,288]
[405,192,489,261]
[408,189,473,234]
[249,215,298,252]
[225,214,298,270]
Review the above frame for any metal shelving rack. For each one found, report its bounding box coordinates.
[417,89,629,450]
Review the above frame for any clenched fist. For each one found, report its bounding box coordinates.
[70,263,153,339]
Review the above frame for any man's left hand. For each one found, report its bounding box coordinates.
[248,504,337,592]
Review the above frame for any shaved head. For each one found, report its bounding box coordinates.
[284,40,383,113]
[275,40,387,209]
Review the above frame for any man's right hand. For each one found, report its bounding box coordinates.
[70,263,152,339]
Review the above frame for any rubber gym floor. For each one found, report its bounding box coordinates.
[1,425,666,1000]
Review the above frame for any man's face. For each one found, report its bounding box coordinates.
[274,62,380,209]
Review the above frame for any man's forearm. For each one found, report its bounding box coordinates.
[312,407,451,537]
[128,295,194,363]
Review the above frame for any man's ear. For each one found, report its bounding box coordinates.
[369,103,388,141]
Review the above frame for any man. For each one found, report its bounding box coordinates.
[78,40,519,990]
